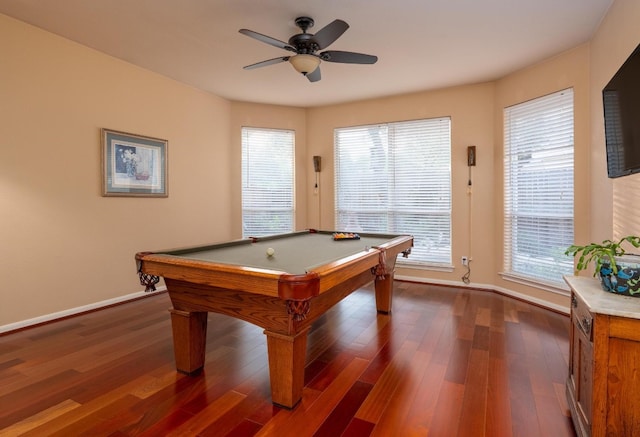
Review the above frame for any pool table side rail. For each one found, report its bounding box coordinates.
[154,230,314,256]
[142,237,253,257]
[136,254,291,298]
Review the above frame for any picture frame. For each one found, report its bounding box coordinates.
[101,128,168,197]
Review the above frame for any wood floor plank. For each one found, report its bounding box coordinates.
[222,419,263,437]
[457,348,489,436]
[0,399,80,436]
[356,319,412,385]
[0,369,83,428]
[486,355,514,437]
[47,394,142,437]
[313,380,372,436]
[398,360,447,436]
[367,349,431,436]
[199,385,275,436]
[427,380,465,436]
[341,417,375,436]
[504,320,526,355]
[444,338,472,384]
[18,374,168,436]
[163,390,246,437]
[354,340,419,423]
[255,357,369,437]
[534,392,576,437]
[507,352,542,437]
[398,303,452,433]
[476,306,492,327]
[128,370,183,400]
[349,305,391,346]
[307,349,357,391]
[417,305,451,353]
[473,325,491,351]
[456,295,479,341]
[130,403,199,436]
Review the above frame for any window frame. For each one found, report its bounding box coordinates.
[241,126,295,238]
[502,88,575,292]
[334,117,452,267]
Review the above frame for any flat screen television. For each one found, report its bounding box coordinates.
[603,42,640,178]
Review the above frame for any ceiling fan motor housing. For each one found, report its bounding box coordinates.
[289,33,318,54]
[289,17,319,54]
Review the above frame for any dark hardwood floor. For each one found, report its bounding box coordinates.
[0,282,576,436]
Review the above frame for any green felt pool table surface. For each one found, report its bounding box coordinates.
[163,231,397,274]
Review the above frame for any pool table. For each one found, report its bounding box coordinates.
[135,229,413,408]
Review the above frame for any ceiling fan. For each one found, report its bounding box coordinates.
[239,17,378,82]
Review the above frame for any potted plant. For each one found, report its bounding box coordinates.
[565,235,640,296]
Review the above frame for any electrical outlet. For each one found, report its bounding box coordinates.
[461,256,468,266]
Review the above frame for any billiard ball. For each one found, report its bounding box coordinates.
[266,247,275,257]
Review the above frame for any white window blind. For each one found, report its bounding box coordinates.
[335,118,451,265]
[241,127,294,237]
[503,89,574,286]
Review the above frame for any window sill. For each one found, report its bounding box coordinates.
[397,260,454,273]
[499,271,570,296]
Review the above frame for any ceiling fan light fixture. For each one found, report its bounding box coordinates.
[289,54,320,75]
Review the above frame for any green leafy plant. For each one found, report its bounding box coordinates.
[565,235,640,276]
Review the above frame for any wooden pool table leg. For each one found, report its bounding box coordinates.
[264,328,310,409]
[169,309,208,374]
[374,271,394,313]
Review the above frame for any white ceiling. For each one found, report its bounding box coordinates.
[0,0,613,108]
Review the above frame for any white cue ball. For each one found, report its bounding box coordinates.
[266,247,275,257]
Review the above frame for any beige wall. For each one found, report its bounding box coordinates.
[1,15,232,327]
[3,0,640,328]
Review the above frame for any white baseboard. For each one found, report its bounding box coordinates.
[1,276,570,335]
[0,286,167,334]
[394,274,570,315]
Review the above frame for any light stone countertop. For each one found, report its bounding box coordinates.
[564,275,640,319]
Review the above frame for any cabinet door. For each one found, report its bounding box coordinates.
[607,337,640,435]
[570,298,594,436]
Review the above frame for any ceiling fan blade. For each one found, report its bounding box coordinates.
[320,50,378,64]
[239,29,296,52]
[243,56,290,70]
[311,19,349,49]
[306,67,321,82]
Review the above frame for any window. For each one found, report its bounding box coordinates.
[335,118,451,266]
[241,127,294,237]
[503,89,574,286]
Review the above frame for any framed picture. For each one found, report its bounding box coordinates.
[101,128,168,197]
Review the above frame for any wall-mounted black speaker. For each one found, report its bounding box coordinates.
[467,146,476,166]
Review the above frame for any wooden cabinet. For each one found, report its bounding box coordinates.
[565,276,640,437]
